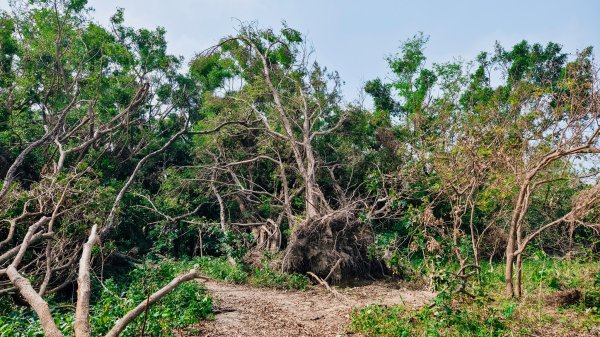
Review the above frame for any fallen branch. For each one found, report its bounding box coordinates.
[6,265,63,337]
[74,225,99,337]
[104,269,206,337]
[307,271,346,301]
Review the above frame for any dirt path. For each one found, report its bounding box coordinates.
[192,280,435,337]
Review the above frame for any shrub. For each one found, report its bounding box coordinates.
[194,256,249,283]
[249,265,310,290]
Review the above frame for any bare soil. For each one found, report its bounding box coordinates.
[190,280,435,337]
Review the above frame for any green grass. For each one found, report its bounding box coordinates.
[350,301,510,337]
[349,258,600,337]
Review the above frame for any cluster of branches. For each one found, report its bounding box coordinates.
[126,30,600,296]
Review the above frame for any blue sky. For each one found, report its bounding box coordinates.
[2,0,599,102]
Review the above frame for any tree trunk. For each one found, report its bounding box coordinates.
[515,253,523,298]
[6,266,64,337]
[505,183,529,297]
[75,225,99,337]
[504,236,515,297]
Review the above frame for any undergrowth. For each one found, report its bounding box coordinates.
[0,261,212,337]
[0,255,309,336]
[193,256,310,290]
[349,258,600,337]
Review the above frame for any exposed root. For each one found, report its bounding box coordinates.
[282,210,382,283]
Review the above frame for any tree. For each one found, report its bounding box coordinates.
[491,45,600,297]
[0,1,211,334]
[367,37,600,298]
[179,23,401,281]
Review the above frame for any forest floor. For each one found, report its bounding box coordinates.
[190,279,435,337]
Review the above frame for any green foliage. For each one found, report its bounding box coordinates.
[349,305,412,337]
[351,259,600,336]
[1,0,599,333]
[584,291,600,311]
[194,256,249,283]
[91,262,212,336]
[0,300,74,337]
[192,256,309,290]
[249,264,310,290]
[350,302,509,337]
[0,261,212,337]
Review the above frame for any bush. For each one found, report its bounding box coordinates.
[194,256,249,283]
[250,265,310,290]
[584,291,600,311]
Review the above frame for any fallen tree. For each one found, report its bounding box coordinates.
[183,24,401,282]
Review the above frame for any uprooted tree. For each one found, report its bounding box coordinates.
[172,24,403,282]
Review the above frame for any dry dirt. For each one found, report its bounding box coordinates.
[189,280,435,337]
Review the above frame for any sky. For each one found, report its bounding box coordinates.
[2,0,599,103]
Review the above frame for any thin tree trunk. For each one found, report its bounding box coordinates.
[468,201,479,266]
[515,254,523,298]
[505,183,529,297]
[75,225,99,337]
[6,266,64,337]
[505,224,516,296]
[210,171,227,233]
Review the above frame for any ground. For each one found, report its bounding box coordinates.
[190,280,435,337]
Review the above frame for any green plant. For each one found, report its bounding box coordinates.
[194,256,249,283]
[94,261,213,336]
[349,305,413,337]
[350,299,510,337]
[0,304,74,337]
[0,261,212,337]
[249,265,310,290]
